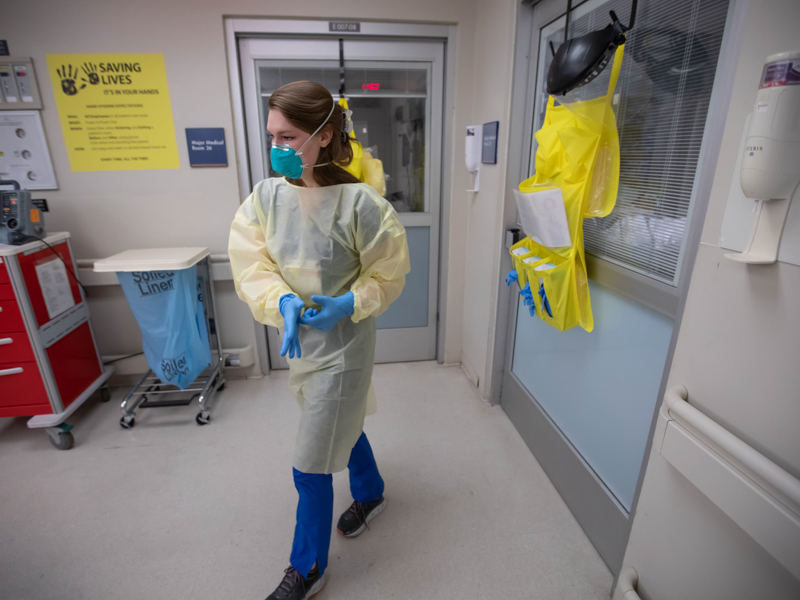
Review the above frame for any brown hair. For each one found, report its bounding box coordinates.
[268,81,361,187]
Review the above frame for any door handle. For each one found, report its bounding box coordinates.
[0,338,13,346]
[0,367,23,376]
[505,228,521,249]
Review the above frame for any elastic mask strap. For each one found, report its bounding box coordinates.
[296,99,337,160]
[606,45,625,100]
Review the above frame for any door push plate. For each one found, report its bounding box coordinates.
[505,228,521,249]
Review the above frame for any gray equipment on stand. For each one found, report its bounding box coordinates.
[0,179,47,245]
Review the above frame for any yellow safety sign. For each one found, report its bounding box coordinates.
[46,54,179,171]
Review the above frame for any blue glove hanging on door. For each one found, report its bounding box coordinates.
[299,292,355,332]
[279,293,305,358]
[508,269,534,315]
[521,282,537,316]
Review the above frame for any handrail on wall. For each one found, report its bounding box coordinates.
[617,567,641,600]
[664,386,800,512]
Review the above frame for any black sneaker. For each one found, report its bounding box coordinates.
[265,565,325,600]
[336,496,387,538]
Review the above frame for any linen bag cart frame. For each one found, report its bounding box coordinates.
[94,248,226,428]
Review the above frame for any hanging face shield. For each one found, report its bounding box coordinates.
[547,0,638,99]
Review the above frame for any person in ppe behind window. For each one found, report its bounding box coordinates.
[228,80,410,600]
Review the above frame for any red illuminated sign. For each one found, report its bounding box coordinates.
[362,83,380,90]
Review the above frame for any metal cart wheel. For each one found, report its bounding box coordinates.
[99,386,112,402]
[49,431,74,450]
[196,411,211,426]
[120,415,135,429]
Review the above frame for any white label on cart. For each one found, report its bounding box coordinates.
[35,258,75,319]
[522,255,542,264]
[511,248,529,256]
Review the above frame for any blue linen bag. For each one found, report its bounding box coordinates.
[118,266,211,389]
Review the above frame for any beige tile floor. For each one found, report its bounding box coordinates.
[0,361,612,600]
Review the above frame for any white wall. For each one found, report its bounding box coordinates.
[614,0,800,597]
[670,0,800,480]
[3,0,521,382]
[457,0,519,395]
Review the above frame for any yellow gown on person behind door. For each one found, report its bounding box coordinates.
[338,97,387,196]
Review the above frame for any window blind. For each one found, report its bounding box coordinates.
[538,0,730,285]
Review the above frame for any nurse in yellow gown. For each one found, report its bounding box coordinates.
[228,81,409,600]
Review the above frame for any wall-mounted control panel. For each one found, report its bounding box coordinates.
[0,58,42,110]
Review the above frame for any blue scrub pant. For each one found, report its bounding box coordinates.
[290,432,384,577]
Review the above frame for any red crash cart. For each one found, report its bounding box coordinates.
[0,232,113,449]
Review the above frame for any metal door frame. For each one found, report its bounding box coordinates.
[225,18,456,375]
[238,37,442,369]
[496,0,747,575]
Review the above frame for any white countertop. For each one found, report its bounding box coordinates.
[93,247,211,272]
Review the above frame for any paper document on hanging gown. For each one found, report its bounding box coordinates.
[513,188,572,248]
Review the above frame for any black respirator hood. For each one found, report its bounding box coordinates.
[547,0,638,97]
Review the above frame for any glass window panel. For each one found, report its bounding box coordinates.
[258,63,427,97]
[256,61,430,213]
[512,281,674,511]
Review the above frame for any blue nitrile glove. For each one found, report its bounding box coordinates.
[520,282,536,316]
[279,293,305,358]
[538,282,553,318]
[298,291,355,332]
[505,269,519,286]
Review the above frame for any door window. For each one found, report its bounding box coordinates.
[257,61,431,214]
[511,0,731,511]
[238,36,444,366]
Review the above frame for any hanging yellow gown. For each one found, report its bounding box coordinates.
[510,46,624,332]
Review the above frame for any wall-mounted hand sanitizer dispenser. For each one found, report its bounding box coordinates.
[725,50,800,264]
[466,125,482,192]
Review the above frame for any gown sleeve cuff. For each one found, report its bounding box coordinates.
[351,287,368,323]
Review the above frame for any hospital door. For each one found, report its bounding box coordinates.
[500,0,732,575]
[238,37,443,369]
